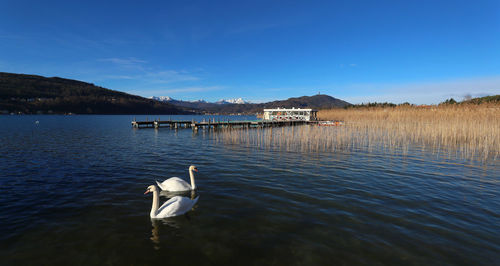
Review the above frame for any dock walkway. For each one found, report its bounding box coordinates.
[131,119,316,130]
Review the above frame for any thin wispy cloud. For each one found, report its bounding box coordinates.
[104,75,135,80]
[99,57,147,67]
[161,86,222,94]
[145,70,199,84]
[96,57,201,84]
[340,76,500,104]
[40,33,125,55]
[102,70,200,84]
[95,62,211,97]
[127,86,224,98]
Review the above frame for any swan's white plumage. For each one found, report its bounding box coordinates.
[145,185,198,218]
[156,165,198,192]
[155,196,199,218]
[156,177,191,191]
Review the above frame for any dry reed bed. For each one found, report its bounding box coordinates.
[217,104,499,162]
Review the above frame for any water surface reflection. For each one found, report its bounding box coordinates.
[0,115,498,265]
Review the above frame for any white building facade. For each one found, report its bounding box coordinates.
[263,108,318,121]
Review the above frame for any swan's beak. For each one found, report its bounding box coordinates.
[144,189,150,195]
[194,168,198,172]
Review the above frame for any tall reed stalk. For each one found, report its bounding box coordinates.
[217,104,499,162]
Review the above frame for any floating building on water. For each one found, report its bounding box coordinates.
[263,108,318,121]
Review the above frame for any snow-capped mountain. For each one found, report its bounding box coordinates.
[216,98,248,104]
[190,99,208,103]
[151,96,173,101]
[151,96,205,103]
[151,96,248,104]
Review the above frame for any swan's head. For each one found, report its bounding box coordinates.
[144,185,157,194]
[189,165,198,172]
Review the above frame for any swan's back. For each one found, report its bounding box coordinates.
[157,177,191,191]
[155,196,199,218]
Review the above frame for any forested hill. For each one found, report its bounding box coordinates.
[462,95,500,104]
[0,72,192,114]
[263,94,351,109]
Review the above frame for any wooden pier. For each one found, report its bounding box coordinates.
[131,119,316,131]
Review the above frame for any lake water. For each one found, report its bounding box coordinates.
[1,115,498,265]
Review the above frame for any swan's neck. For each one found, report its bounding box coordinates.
[150,189,159,218]
[189,169,196,190]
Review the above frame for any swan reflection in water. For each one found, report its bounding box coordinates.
[150,219,161,250]
[150,218,189,250]
[149,190,199,249]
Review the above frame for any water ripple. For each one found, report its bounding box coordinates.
[0,115,498,265]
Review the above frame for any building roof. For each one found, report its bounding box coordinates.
[263,108,316,112]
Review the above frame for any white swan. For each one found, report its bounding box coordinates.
[144,185,199,218]
[156,165,198,192]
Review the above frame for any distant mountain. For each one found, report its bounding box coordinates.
[151,94,351,114]
[151,96,215,109]
[151,96,174,102]
[152,96,248,105]
[216,98,248,104]
[0,72,193,114]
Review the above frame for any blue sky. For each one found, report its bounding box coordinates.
[1,0,499,104]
